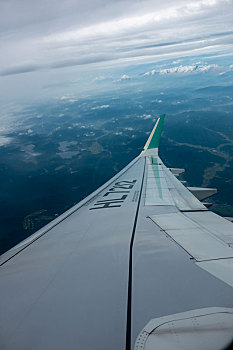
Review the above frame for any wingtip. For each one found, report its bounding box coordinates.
[143,114,165,151]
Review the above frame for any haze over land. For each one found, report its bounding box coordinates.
[0,0,233,253]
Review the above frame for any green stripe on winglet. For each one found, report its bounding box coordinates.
[148,114,165,149]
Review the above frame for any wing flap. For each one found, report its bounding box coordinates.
[184,211,233,244]
[150,212,233,261]
[197,259,233,288]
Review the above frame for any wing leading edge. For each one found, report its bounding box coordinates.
[0,115,233,350]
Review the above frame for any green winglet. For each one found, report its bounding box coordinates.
[145,114,165,150]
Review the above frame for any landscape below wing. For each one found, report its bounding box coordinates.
[1,114,233,350]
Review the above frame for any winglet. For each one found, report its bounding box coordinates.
[143,114,165,153]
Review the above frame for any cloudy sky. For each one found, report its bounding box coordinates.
[0,0,233,102]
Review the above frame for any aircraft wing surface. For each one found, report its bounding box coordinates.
[1,115,233,350]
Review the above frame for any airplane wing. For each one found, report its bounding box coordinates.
[1,115,233,350]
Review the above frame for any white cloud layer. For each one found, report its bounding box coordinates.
[143,64,219,75]
[0,0,233,77]
[91,105,110,110]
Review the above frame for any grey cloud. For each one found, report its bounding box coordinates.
[50,54,115,69]
[0,55,117,77]
[0,0,168,36]
[134,31,233,51]
[0,64,40,76]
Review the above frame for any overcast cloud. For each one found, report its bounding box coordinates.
[0,0,233,77]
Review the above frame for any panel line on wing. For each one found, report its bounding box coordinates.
[126,157,146,350]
